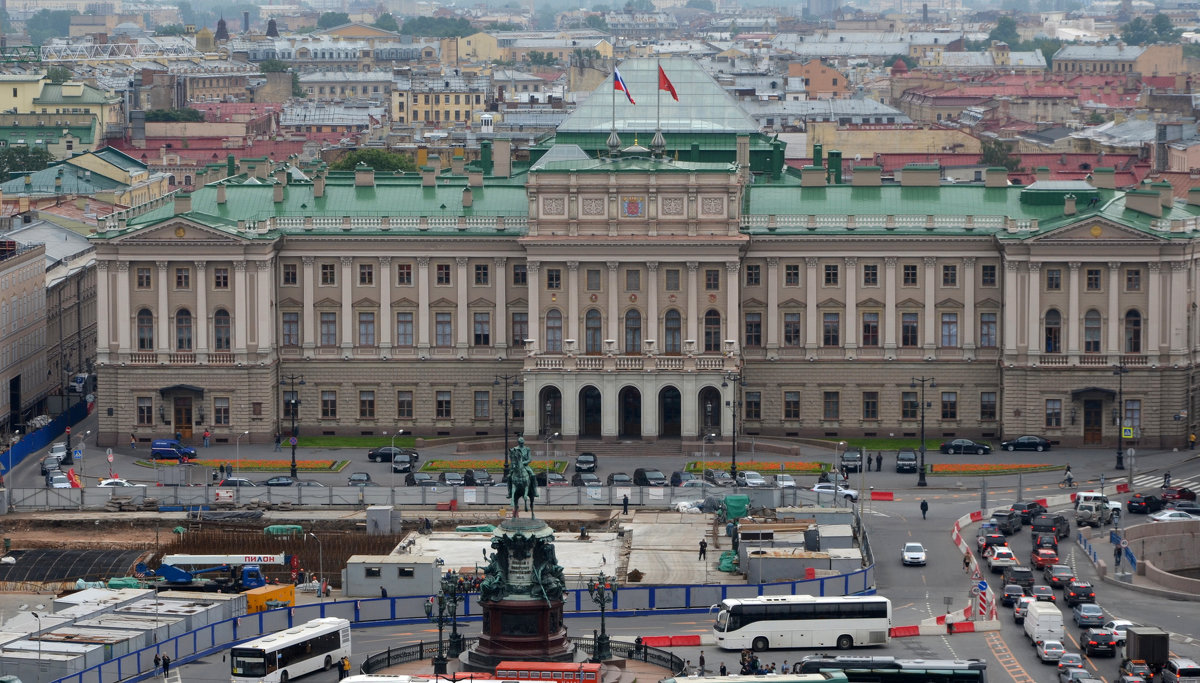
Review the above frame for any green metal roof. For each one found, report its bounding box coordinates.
[530,154,736,174]
[93,147,149,172]
[33,82,118,106]
[0,125,94,147]
[1,164,124,195]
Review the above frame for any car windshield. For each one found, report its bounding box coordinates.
[904,544,923,552]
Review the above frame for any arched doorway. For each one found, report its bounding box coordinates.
[538,386,562,436]
[659,386,681,437]
[578,385,602,438]
[619,386,642,438]
[698,386,723,437]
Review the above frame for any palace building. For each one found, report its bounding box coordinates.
[90,59,1200,453]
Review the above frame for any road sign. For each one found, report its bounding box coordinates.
[106,448,112,457]
[289,436,298,446]
[1120,539,1129,548]
[977,580,988,592]
[1122,427,1134,439]
[107,453,113,463]
[74,449,82,459]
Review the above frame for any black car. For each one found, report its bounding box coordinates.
[670,471,699,486]
[895,449,918,473]
[607,472,633,486]
[1082,629,1118,657]
[535,471,569,486]
[1064,580,1096,606]
[1000,584,1026,607]
[367,446,418,463]
[839,449,863,472]
[1011,501,1048,524]
[463,470,495,486]
[1001,435,1052,452]
[940,439,991,455]
[1034,533,1059,550]
[263,475,294,487]
[438,472,465,486]
[634,468,667,486]
[405,472,436,486]
[574,453,597,472]
[571,472,601,486]
[1127,493,1166,513]
[1044,564,1075,588]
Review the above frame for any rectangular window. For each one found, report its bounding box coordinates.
[823,264,839,286]
[137,397,153,425]
[903,264,918,286]
[979,312,997,348]
[321,390,337,418]
[435,312,452,347]
[784,391,801,419]
[474,391,490,419]
[981,264,997,287]
[745,392,762,420]
[213,397,230,425]
[862,264,878,286]
[397,263,412,285]
[1045,399,1062,428]
[283,391,297,420]
[474,263,489,285]
[546,269,561,290]
[1046,268,1062,291]
[282,312,299,346]
[980,392,997,421]
[512,264,527,286]
[359,390,376,419]
[785,264,800,286]
[862,312,879,346]
[137,267,152,289]
[942,264,957,287]
[320,263,336,285]
[665,269,680,291]
[392,390,414,419]
[395,312,414,346]
[744,313,762,347]
[436,391,452,419]
[319,312,337,346]
[511,390,524,419]
[626,269,641,291]
[822,312,840,346]
[436,263,451,285]
[358,312,376,346]
[511,312,528,347]
[359,264,374,286]
[744,265,760,286]
[1126,268,1141,291]
[902,391,918,419]
[941,313,959,347]
[473,312,491,346]
[783,313,802,346]
[901,312,919,347]
[213,267,229,289]
[1125,399,1141,427]
[1086,268,1101,291]
[586,269,601,290]
[862,391,879,420]
[823,391,840,420]
[941,391,958,420]
[705,269,720,290]
[175,267,190,289]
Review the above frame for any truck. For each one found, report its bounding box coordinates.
[244,583,296,613]
[1024,601,1064,645]
[1126,626,1170,674]
[134,553,288,592]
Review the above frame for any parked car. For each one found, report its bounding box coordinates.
[895,449,918,473]
[703,469,733,486]
[97,478,140,487]
[1044,564,1075,588]
[1127,493,1167,513]
[634,468,668,487]
[1081,629,1118,657]
[818,470,849,486]
[262,476,295,487]
[574,453,597,472]
[405,472,436,487]
[1001,435,1052,452]
[347,472,372,486]
[734,470,768,488]
[1149,509,1199,522]
[1064,580,1096,606]
[1031,585,1056,602]
[571,472,601,487]
[1000,584,1026,606]
[812,482,858,501]
[670,471,699,487]
[1160,486,1197,501]
[901,542,926,566]
[1011,501,1048,524]
[1102,620,1136,646]
[1073,603,1104,627]
[535,471,569,487]
[607,472,634,486]
[939,439,991,454]
[218,478,257,487]
[1037,640,1066,663]
[294,480,325,488]
[463,470,495,487]
[774,474,796,488]
[1032,549,1060,569]
[839,448,863,473]
[367,446,417,463]
[438,472,466,487]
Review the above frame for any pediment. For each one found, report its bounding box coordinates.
[743,297,766,307]
[507,297,528,308]
[937,297,963,308]
[897,298,923,309]
[1030,218,1167,243]
[353,296,378,308]
[470,297,495,308]
[117,218,248,244]
[314,297,340,308]
[858,297,884,308]
[430,297,457,308]
[977,297,1001,308]
[780,298,805,308]
[278,297,302,307]
[392,296,417,308]
[817,297,844,308]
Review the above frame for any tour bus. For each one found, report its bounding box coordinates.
[797,655,987,683]
[660,675,849,683]
[494,662,601,681]
[711,594,892,651]
[231,617,351,683]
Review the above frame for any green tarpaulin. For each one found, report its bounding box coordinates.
[455,525,496,532]
[718,550,739,573]
[265,525,304,536]
[723,494,750,520]
[107,577,142,589]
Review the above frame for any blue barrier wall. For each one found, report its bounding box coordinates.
[0,400,88,476]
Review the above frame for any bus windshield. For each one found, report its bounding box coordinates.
[230,649,268,677]
[715,610,728,631]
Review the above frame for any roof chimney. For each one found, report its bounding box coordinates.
[451,147,465,175]
[217,184,227,204]
[468,170,483,187]
[1063,193,1076,216]
[985,167,1008,187]
[462,186,473,208]
[1189,187,1200,207]
[900,164,940,187]
[174,192,192,214]
[800,166,826,187]
[421,160,437,187]
[852,166,881,186]
[314,173,326,198]
[493,139,512,178]
[1091,167,1115,189]
[274,182,284,203]
[736,134,750,171]
[355,163,374,187]
[1034,167,1050,182]
[1124,189,1162,217]
[1153,180,1173,207]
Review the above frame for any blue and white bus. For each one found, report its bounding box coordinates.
[712,595,892,651]
[231,617,351,683]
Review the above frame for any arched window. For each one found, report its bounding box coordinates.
[585,309,602,354]
[704,310,722,352]
[624,309,642,354]
[546,309,562,353]
[1124,310,1142,353]
[214,309,231,351]
[664,310,682,354]
[1084,309,1102,353]
[137,309,154,350]
[1044,309,1062,353]
[175,308,193,351]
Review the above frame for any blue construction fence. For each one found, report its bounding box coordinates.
[0,400,89,477]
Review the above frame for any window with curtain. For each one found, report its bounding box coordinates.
[214,309,231,350]
[137,309,154,350]
[704,310,721,352]
[1044,309,1061,353]
[1084,309,1101,353]
[546,309,562,352]
[1124,310,1141,353]
[175,309,193,351]
[664,310,681,354]
[585,309,603,353]
[624,309,642,353]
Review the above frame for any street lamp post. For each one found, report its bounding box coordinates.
[77,430,90,483]
[388,429,405,489]
[423,584,451,674]
[279,374,306,478]
[587,571,615,662]
[30,608,44,683]
[911,376,936,487]
[1114,364,1129,470]
[306,532,324,601]
[234,430,249,479]
[443,570,467,657]
[495,374,518,481]
[722,371,746,481]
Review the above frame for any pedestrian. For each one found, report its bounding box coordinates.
[212,469,218,485]
[298,568,306,585]
[340,655,351,680]
[634,635,643,656]
[686,660,693,676]
[274,432,282,453]
[1164,471,1172,488]
[699,538,708,560]
[920,499,929,520]
[875,452,882,472]
[782,660,789,675]
[175,431,182,443]
[380,586,388,598]
[719,662,728,676]
[202,429,211,448]
[699,650,706,675]
[162,654,170,676]
[153,653,161,675]
[865,454,872,472]
[963,552,971,574]
[1190,432,1196,450]
[1114,545,1122,566]
[130,433,137,450]
[219,462,226,478]
[622,494,629,515]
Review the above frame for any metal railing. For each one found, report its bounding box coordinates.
[360,637,684,675]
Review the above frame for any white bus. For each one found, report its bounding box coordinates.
[231,617,351,683]
[711,594,891,651]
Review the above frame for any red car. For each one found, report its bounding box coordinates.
[1161,486,1197,501]
[1031,549,1060,568]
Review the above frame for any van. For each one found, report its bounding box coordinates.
[1024,601,1064,645]
[1030,513,1071,540]
[1076,491,1121,513]
[895,449,918,473]
[990,508,1022,534]
[839,449,863,472]
[150,439,192,462]
[1162,658,1200,683]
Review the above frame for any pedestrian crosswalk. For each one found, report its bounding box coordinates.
[1128,473,1200,491]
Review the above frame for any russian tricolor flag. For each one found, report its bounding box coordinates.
[614,67,635,105]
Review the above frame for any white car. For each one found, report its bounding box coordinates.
[901,542,927,566]
[1102,619,1136,646]
[774,474,796,488]
[1037,640,1065,663]
[49,442,69,458]
[97,478,141,487]
[1014,596,1035,623]
[47,473,71,489]
[811,482,859,501]
[1149,510,1199,522]
[736,471,768,488]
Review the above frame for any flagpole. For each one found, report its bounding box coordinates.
[611,64,617,139]
[656,58,661,138]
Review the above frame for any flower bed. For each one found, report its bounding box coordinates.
[421,458,567,474]
[929,463,1060,476]
[686,460,826,474]
[139,459,348,472]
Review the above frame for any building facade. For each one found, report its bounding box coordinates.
[0,242,52,438]
[88,59,1200,455]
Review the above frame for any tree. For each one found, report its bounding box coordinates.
[0,146,56,180]
[1151,13,1180,41]
[888,53,918,70]
[1121,17,1157,45]
[317,11,350,29]
[399,16,473,37]
[988,16,1020,45]
[527,50,559,66]
[154,24,187,36]
[624,0,653,10]
[329,149,417,173]
[685,0,714,9]
[144,108,205,122]
[45,66,74,84]
[373,12,399,32]
[980,138,1020,171]
[583,14,608,31]
[291,72,305,98]
[26,9,77,46]
[259,58,290,72]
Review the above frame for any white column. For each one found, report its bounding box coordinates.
[600,374,618,437]
[844,257,858,353]
[766,258,779,350]
[417,256,431,351]
[156,261,169,354]
[494,257,507,351]
[1107,262,1121,355]
[962,258,976,352]
[194,261,208,356]
[340,256,353,351]
[883,257,897,350]
[1170,261,1188,354]
[256,261,273,351]
[1004,261,1019,353]
[642,379,658,439]
[522,376,539,437]
[302,256,315,349]
[98,262,112,358]
[647,262,659,348]
[923,257,936,351]
[1068,262,1081,356]
[607,261,619,342]
[725,262,740,348]
[561,375,579,437]
[805,257,818,352]
[686,262,699,345]
[1027,262,1041,355]
[567,261,579,344]
[1147,262,1161,355]
[234,261,249,353]
[456,257,469,350]
[115,263,130,352]
[379,257,392,350]
[526,261,540,352]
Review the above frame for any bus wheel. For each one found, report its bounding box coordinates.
[324,656,333,670]
[280,672,289,683]
[752,637,769,652]
[836,635,853,650]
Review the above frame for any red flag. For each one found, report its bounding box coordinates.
[658,65,678,101]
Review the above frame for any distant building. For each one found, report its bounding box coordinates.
[787,60,851,100]
[1052,44,1185,77]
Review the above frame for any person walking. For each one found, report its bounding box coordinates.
[719,662,728,676]
[875,452,883,472]
[130,433,137,450]
[699,538,708,560]
[1164,470,1172,488]
[622,494,629,515]
[274,433,282,453]
[340,655,351,680]
[963,552,971,574]
[699,651,706,675]
[920,499,929,520]
[1190,432,1196,450]
[161,654,170,676]
[153,653,161,675]
[202,429,211,448]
